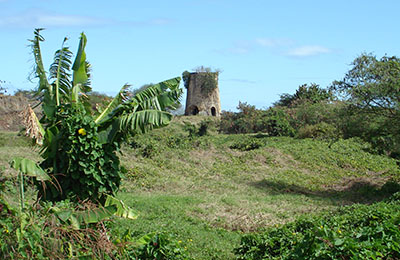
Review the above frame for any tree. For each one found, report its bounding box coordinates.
[331,53,400,157]
[331,53,400,118]
[274,83,332,107]
[19,29,182,202]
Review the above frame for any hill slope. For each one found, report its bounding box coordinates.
[0,117,399,259]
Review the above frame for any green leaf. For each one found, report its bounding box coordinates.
[94,84,130,125]
[334,238,344,246]
[72,32,89,87]
[104,195,138,220]
[55,209,73,222]
[29,28,52,100]
[49,38,72,106]
[119,110,173,135]
[134,232,156,246]
[11,157,50,181]
[55,205,117,229]
[74,205,117,225]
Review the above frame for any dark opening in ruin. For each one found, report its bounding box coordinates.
[211,107,216,116]
[190,106,199,115]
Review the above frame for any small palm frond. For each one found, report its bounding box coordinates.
[49,37,73,105]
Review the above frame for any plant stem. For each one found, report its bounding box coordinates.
[19,171,24,212]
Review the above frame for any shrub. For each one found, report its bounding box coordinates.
[230,137,263,151]
[297,122,341,141]
[121,232,191,260]
[235,199,400,260]
[39,104,122,201]
[184,119,214,138]
[219,102,295,136]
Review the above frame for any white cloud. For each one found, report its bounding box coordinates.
[287,45,332,57]
[255,38,293,47]
[0,9,109,28]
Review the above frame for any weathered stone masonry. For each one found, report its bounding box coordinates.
[184,72,221,117]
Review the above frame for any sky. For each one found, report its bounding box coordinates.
[1,0,400,111]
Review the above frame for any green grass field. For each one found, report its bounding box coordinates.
[1,117,399,259]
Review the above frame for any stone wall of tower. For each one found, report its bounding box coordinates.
[184,72,221,117]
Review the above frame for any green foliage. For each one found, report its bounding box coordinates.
[332,53,400,115]
[229,137,263,151]
[2,130,400,259]
[235,198,400,260]
[17,29,182,202]
[183,119,214,138]
[0,196,148,259]
[275,83,332,107]
[182,70,191,89]
[120,232,191,260]
[10,158,50,181]
[198,72,218,96]
[331,53,400,158]
[38,104,122,201]
[297,122,341,141]
[191,66,219,96]
[220,102,295,136]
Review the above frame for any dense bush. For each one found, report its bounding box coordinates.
[0,201,189,259]
[274,83,333,107]
[235,195,400,260]
[219,102,295,136]
[296,122,341,140]
[0,171,189,259]
[184,118,215,138]
[229,136,263,151]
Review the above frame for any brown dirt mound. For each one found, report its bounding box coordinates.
[0,95,40,131]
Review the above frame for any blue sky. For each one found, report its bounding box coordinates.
[1,0,400,111]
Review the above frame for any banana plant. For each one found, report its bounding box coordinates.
[16,29,182,203]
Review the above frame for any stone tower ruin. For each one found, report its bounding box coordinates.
[184,72,221,117]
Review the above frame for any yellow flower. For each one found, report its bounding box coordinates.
[178,240,182,243]
[338,229,342,234]
[320,225,324,229]
[78,128,87,136]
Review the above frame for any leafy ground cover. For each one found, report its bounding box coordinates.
[1,117,399,259]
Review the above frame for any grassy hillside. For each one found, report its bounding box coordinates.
[1,117,399,259]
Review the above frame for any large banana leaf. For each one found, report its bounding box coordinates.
[96,77,181,143]
[98,110,173,144]
[128,77,182,111]
[11,158,50,181]
[97,77,181,126]
[119,109,173,134]
[54,205,117,229]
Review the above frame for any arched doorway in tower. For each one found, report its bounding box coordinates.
[189,105,199,115]
[211,107,216,116]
